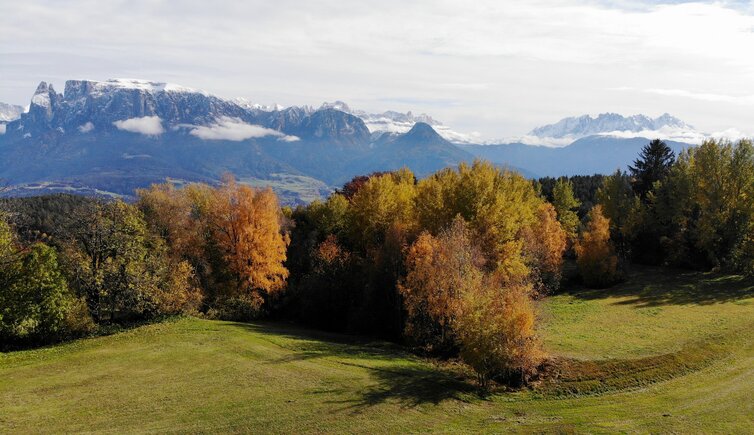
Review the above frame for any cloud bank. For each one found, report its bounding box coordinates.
[113,116,164,135]
[188,117,299,142]
[2,1,754,138]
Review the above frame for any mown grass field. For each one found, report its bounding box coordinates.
[1,266,753,433]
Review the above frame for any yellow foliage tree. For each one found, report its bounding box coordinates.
[521,202,567,294]
[400,216,544,384]
[575,205,620,288]
[349,168,417,248]
[399,217,483,350]
[455,282,542,388]
[206,176,290,301]
[416,160,544,283]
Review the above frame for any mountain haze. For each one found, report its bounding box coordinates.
[0,78,707,202]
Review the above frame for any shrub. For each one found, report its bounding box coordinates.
[206,294,265,321]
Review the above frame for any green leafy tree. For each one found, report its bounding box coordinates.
[597,170,639,257]
[63,200,188,322]
[551,178,581,243]
[0,232,86,344]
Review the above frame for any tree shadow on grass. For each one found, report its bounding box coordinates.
[230,321,412,363]
[561,265,754,307]
[327,362,476,412]
[227,321,478,409]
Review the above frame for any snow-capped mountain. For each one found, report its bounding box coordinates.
[0,78,473,203]
[317,101,479,144]
[517,112,702,146]
[3,77,747,203]
[232,97,288,113]
[530,113,692,138]
[3,79,373,145]
[0,102,24,122]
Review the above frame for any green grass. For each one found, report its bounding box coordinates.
[2,266,753,433]
[238,173,332,204]
[541,265,754,359]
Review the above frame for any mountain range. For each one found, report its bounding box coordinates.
[0,78,719,203]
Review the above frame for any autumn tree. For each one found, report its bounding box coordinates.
[575,205,620,288]
[521,202,567,294]
[399,217,483,352]
[349,168,417,249]
[682,139,754,268]
[205,176,290,308]
[336,171,390,200]
[137,183,205,262]
[400,216,544,384]
[455,282,542,388]
[416,161,543,282]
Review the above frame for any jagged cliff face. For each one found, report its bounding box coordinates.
[5,79,242,141]
[0,78,701,203]
[3,79,370,145]
[296,109,371,145]
[0,79,474,203]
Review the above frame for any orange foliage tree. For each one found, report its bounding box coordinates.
[400,216,543,383]
[521,202,567,295]
[206,176,290,304]
[575,205,620,288]
[137,183,201,258]
[399,217,484,352]
[455,282,542,388]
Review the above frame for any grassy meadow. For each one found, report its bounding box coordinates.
[1,266,753,433]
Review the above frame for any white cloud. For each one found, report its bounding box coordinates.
[278,134,300,142]
[188,117,298,141]
[0,124,6,135]
[2,1,754,138]
[496,135,576,147]
[113,116,164,135]
[500,125,753,148]
[708,128,753,142]
[78,121,94,133]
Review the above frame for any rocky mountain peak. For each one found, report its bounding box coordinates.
[529,112,695,140]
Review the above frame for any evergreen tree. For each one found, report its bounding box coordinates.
[629,139,675,199]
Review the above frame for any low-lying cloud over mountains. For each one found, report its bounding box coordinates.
[0,78,749,203]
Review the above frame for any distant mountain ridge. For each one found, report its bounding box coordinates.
[0,79,480,203]
[0,78,731,203]
[317,100,477,144]
[529,112,693,139]
[0,102,24,123]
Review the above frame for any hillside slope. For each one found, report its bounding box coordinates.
[1,268,752,433]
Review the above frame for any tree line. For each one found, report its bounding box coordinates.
[2,137,753,386]
[0,178,289,349]
[589,138,754,285]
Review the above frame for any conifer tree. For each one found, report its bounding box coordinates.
[629,139,675,199]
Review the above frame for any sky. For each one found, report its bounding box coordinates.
[1,0,753,140]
